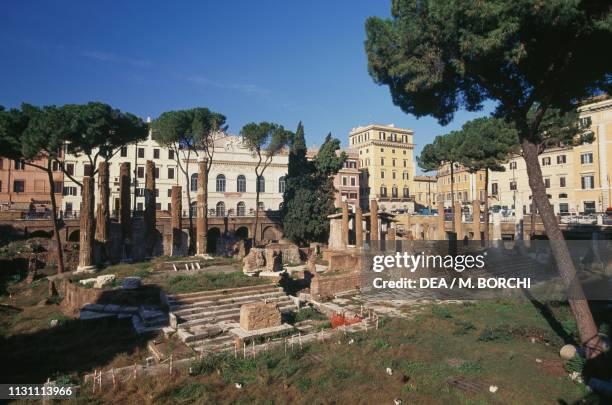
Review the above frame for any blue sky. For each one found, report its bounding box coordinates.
[1,0,493,171]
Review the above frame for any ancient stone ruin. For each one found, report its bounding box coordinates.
[239,301,282,331]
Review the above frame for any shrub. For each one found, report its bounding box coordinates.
[478,327,513,342]
[453,320,476,335]
[432,306,453,319]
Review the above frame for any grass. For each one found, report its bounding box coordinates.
[165,271,270,294]
[78,299,601,404]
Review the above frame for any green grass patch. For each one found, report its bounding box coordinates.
[166,271,270,294]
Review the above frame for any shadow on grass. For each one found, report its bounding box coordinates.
[0,315,151,384]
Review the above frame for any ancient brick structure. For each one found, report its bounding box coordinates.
[239,301,282,331]
[370,199,379,241]
[196,158,208,255]
[119,162,131,242]
[454,201,463,240]
[95,161,110,263]
[77,176,95,272]
[341,201,349,247]
[310,273,366,300]
[145,160,156,255]
[472,199,481,240]
[171,185,183,255]
[437,199,445,240]
[355,205,363,247]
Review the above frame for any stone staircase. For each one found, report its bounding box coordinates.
[167,284,297,353]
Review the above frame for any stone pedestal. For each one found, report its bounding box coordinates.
[239,302,281,331]
[472,199,481,240]
[243,248,266,275]
[437,200,446,240]
[265,249,282,272]
[355,205,363,247]
[328,218,343,250]
[145,161,156,256]
[77,176,95,272]
[341,201,349,247]
[369,200,379,241]
[196,159,208,255]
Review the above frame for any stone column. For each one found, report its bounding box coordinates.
[437,199,445,240]
[341,201,349,248]
[454,201,463,241]
[196,158,208,255]
[77,176,95,272]
[369,199,379,241]
[119,162,131,254]
[171,185,183,256]
[94,161,110,263]
[472,199,481,240]
[386,227,396,240]
[355,205,363,248]
[144,160,156,256]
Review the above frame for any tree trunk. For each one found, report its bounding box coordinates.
[450,163,456,231]
[483,168,490,241]
[46,161,64,274]
[253,185,260,247]
[522,137,603,358]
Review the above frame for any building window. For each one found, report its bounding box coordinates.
[257,176,265,193]
[84,164,93,176]
[237,201,246,217]
[120,146,128,157]
[392,186,398,198]
[559,203,569,214]
[52,161,60,171]
[559,193,568,199]
[557,155,566,164]
[350,177,356,186]
[542,157,551,166]
[13,180,25,193]
[190,173,198,192]
[167,203,172,212]
[237,175,246,192]
[153,149,160,159]
[63,186,77,196]
[509,181,517,191]
[155,202,161,210]
[579,117,592,129]
[491,183,498,196]
[257,201,265,210]
[167,189,172,197]
[278,176,286,193]
[168,167,175,179]
[580,153,593,164]
[168,150,175,160]
[583,201,596,214]
[380,158,385,165]
[215,202,225,217]
[155,188,159,197]
[381,171,385,179]
[53,181,63,193]
[544,178,550,188]
[154,167,159,179]
[392,158,396,166]
[137,166,144,178]
[216,174,226,192]
[380,186,387,197]
[137,148,145,158]
[559,177,566,187]
[403,187,409,198]
[509,162,517,170]
[66,163,75,176]
[342,176,347,186]
[581,175,595,189]
[135,188,144,197]
[392,171,396,180]
[14,160,25,170]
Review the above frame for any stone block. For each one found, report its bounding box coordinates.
[239,301,281,331]
[265,249,283,272]
[243,248,266,274]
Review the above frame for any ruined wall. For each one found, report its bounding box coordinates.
[328,252,363,273]
[310,273,366,300]
[57,279,104,316]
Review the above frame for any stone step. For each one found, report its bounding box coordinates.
[190,334,236,352]
[177,295,293,321]
[170,291,289,315]
[179,303,296,331]
[168,288,285,308]
[168,284,280,302]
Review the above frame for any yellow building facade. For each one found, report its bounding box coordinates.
[413,175,438,210]
[488,96,612,216]
[349,124,416,212]
[436,163,487,209]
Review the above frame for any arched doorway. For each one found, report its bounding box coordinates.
[68,230,80,242]
[207,227,221,254]
[235,226,249,240]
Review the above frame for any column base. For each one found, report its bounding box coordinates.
[195,253,214,260]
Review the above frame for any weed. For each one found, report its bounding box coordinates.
[565,357,586,374]
[453,320,476,336]
[298,377,312,392]
[432,305,453,319]
[372,338,390,350]
[478,327,513,342]
[457,361,483,373]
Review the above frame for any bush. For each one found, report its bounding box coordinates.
[432,306,453,319]
[453,320,476,335]
[565,356,586,374]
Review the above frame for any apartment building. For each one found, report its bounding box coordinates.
[489,96,612,215]
[62,130,288,218]
[348,124,416,212]
[436,163,486,209]
[0,154,65,214]
[413,175,437,211]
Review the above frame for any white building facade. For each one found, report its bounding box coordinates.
[62,132,288,218]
